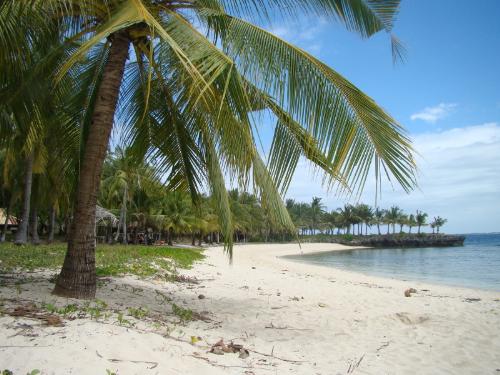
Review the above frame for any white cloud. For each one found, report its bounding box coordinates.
[286,123,500,234]
[410,103,457,123]
[268,26,290,39]
[266,19,326,55]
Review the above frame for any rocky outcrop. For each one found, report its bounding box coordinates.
[337,234,465,248]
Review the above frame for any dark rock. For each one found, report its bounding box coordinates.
[309,234,465,248]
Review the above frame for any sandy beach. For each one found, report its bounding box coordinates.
[1,242,499,374]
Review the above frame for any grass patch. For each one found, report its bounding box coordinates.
[0,243,204,277]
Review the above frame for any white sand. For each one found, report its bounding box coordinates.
[1,242,499,374]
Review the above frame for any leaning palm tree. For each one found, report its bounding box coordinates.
[2,1,416,298]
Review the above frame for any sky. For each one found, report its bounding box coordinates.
[258,0,500,234]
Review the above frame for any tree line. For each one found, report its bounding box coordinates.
[286,198,447,236]
[1,148,446,246]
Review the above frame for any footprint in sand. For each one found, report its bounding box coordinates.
[395,312,430,325]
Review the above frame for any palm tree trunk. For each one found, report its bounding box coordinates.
[418,225,421,234]
[29,206,40,244]
[167,227,173,246]
[15,153,34,245]
[64,214,72,241]
[48,205,56,243]
[121,186,127,245]
[377,223,381,235]
[114,209,123,242]
[53,32,130,299]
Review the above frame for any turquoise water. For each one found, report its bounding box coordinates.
[284,234,500,291]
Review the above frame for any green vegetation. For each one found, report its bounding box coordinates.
[171,303,194,323]
[0,243,204,276]
[127,307,148,320]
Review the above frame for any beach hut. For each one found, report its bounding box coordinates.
[95,205,118,243]
[0,208,18,232]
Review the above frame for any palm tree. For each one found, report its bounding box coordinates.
[337,205,358,235]
[373,208,385,235]
[355,204,373,235]
[407,214,417,234]
[0,148,22,242]
[0,13,80,245]
[416,210,428,234]
[152,192,194,246]
[323,211,341,235]
[397,213,408,233]
[310,197,325,235]
[431,216,447,234]
[385,206,402,234]
[430,222,436,234]
[2,1,416,298]
[100,147,154,244]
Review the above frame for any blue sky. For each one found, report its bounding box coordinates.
[261,0,500,234]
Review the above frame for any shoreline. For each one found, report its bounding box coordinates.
[276,244,500,293]
[221,242,499,297]
[1,242,499,374]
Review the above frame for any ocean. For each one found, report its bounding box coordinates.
[284,233,500,291]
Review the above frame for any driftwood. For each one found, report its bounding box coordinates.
[4,304,63,327]
[248,347,307,364]
[347,355,365,374]
[96,350,158,369]
[264,322,312,331]
[190,352,271,371]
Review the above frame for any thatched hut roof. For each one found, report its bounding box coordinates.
[0,208,18,225]
[96,205,118,226]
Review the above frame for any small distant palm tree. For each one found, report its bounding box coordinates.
[100,147,154,244]
[416,210,428,234]
[373,208,385,235]
[385,206,402,234]
[152,193,194,246]
[338,205,358,235]
[310,197,325,235]
[355,204,373,235]
[431,216,447,234]
[407,214,417,233]
[397,213,408,233]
